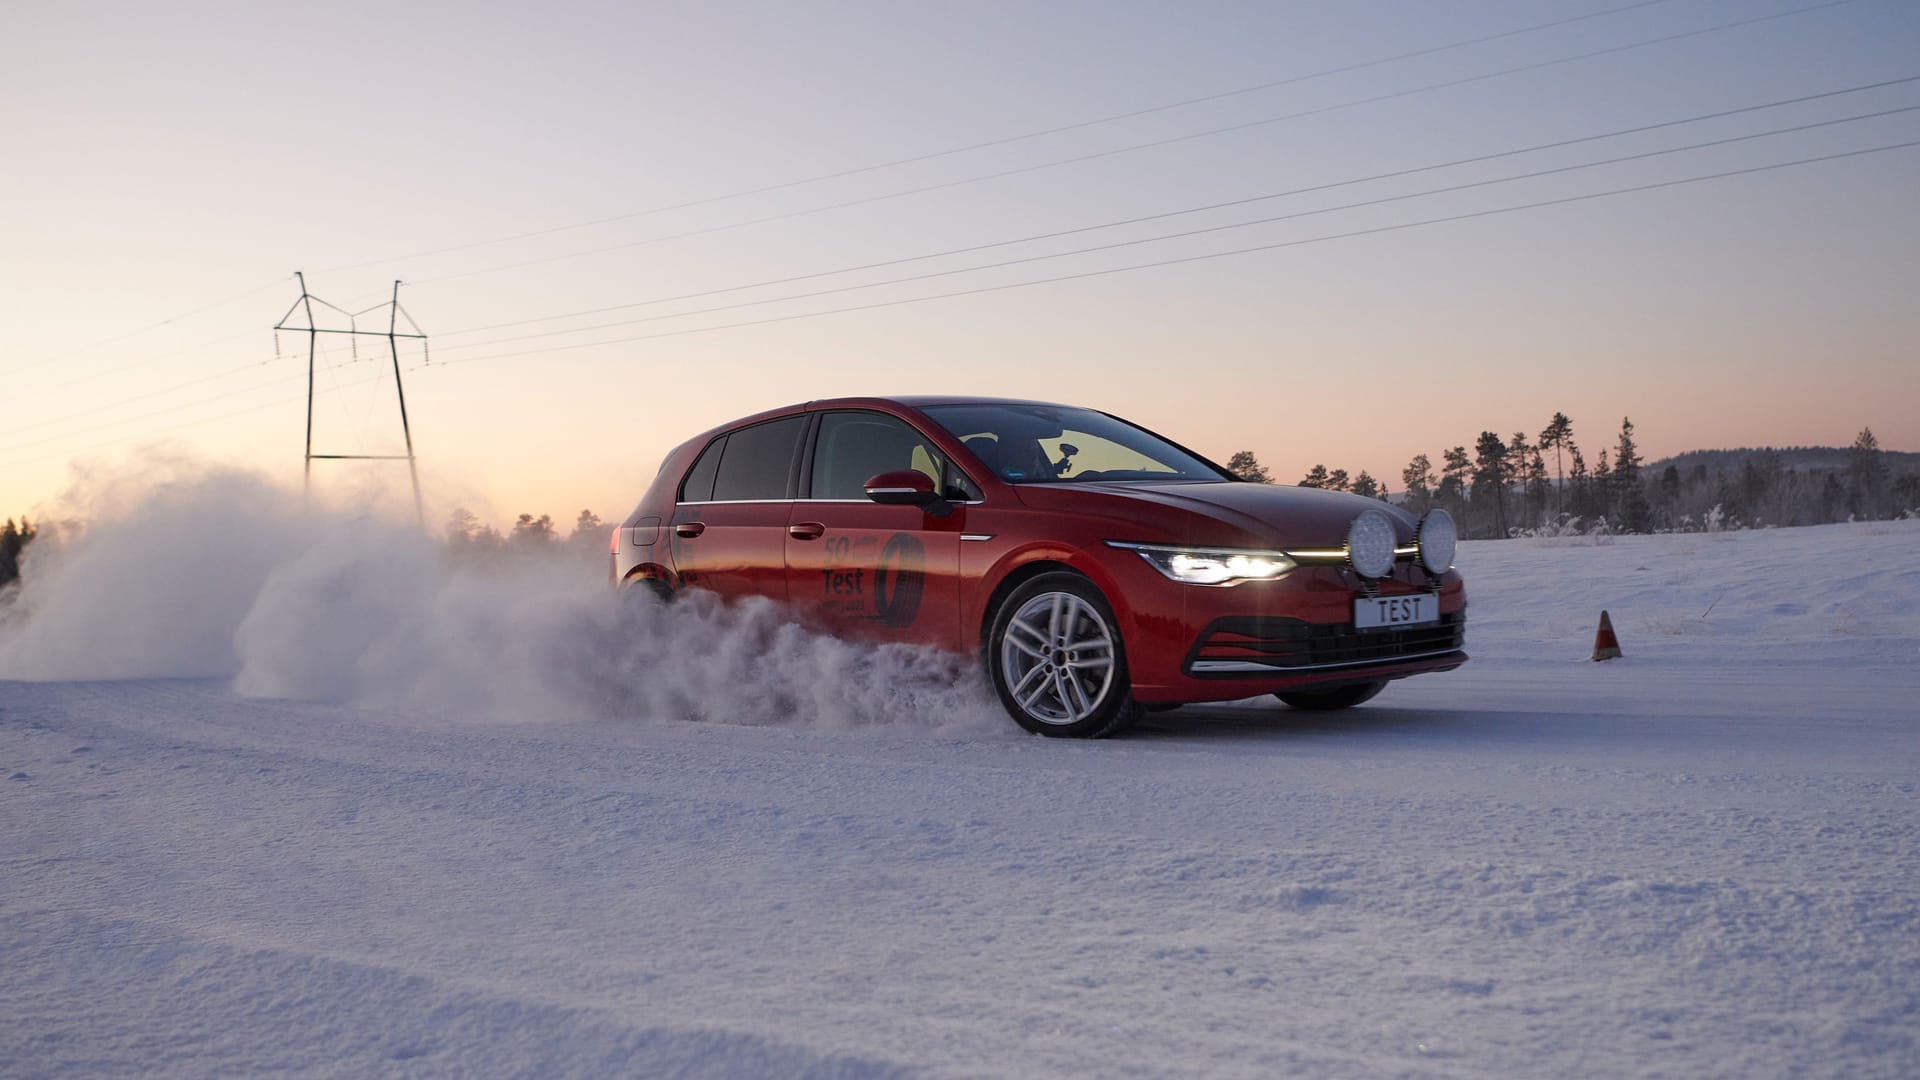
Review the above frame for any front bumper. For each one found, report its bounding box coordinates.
[1185,611,1465,675]
[1078,550,1468,705]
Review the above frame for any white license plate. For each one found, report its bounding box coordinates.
[1354,593,1439,630]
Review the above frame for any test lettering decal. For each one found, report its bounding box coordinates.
[820,534,874,611]
[871,532,925,627]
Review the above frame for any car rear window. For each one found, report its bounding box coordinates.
[678,436,727,502]
[710,416,807,501]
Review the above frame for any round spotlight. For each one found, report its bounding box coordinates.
[1416,509,1457,575]
[1346,510,1397,579]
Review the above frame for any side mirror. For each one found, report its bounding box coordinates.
[864,470,953,517]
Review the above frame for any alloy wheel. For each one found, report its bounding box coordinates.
[998,590,1118,726]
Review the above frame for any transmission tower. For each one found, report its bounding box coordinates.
[273,272,427,522]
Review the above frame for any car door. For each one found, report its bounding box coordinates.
[668,414,808,602]
[785,409,968,650]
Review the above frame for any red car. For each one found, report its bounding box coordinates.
[614,397,1465,737]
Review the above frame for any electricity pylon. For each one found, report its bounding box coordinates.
[273,272,427,523]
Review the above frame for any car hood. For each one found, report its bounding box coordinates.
[1011,481,1417,549]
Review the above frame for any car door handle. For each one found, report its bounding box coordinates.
[674,522,706,539]
[788,522,825,541]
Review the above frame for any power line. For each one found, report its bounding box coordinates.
[3,357,279,439]
[438,75,1920,342]
[5,6,1888,455]
[13,88,1904,451]
[42,326,268,393]
[0,373,387,470]
[0,367,310,459]
[11,277,289,377]
[316,0,1685,275]
[417,138,1920,371]
[411,0,1864,288]
[0,302,425,460]
[427,104,1920,355]
[11,136,1908,464]
[4,321,432,450]
[5,2,1855,409]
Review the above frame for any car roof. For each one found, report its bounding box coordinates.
[808,395,1073,410]
[680,396,1082,448]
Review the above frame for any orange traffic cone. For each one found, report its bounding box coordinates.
[1592,610,1623,661]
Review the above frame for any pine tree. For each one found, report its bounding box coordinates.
[445,507,480,545]
[1658,465,1682,528]
[1893,472,1920,514]
[1472,432,1511,538]
[0,518,19,588]
[1509,432,1533,527]
[1567,443,1590,519]
[1819,471,1847,522]
[1847,427,1890,519]
[1226,450,1272,483]
[1438,447,1471,517]
[510,513,556,549]
[1401,453,1434,512]
[1350,471,1380,499]
[1539,412,1574,518]
[1299,464,1330,489]
[1325,468,1350,492]
[1613,418,1643,484]
[1613,417,1651,532]
[1525,448,1550,528]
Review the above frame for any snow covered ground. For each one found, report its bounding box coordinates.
[3,495,1917,1078]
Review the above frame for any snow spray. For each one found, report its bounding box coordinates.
[0,460,1000,732]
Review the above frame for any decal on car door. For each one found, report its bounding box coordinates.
[872,532,925,628]
[814,530,926,627]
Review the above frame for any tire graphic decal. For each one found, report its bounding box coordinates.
[871,532,926,627]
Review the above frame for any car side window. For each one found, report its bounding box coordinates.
[678,436,726,503]
[810,411,952,500]
[942,462,982,502]
[711,416,807,501]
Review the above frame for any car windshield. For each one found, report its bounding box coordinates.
[920,403,1229,484]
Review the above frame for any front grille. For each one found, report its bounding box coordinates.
[1186,612,1465,675]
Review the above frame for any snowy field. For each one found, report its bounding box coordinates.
[3,491,1917,1078]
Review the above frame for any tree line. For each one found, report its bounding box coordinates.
[5,422,1913,594]
[444,507,610,565]
[0,517,38,590]
[1228,420,1917,539]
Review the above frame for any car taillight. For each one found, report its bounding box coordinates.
[609,526,622,584]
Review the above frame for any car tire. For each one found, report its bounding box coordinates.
[623,576,674,604]
[987,572,1140,738]
[1275,681,1387,711]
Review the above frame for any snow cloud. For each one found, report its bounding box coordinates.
[0,461,1000,733]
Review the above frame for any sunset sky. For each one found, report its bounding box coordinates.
[5,0,1916,529]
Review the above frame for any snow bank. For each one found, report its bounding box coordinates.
[1459,520,1920,667]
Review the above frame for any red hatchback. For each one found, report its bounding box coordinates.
[614,397,1465,737]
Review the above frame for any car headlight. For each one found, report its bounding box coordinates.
[1415,508,1456,574]
[1345,510,1397,580]
[1105,542,1296,586]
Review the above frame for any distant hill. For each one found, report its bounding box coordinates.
[1648,446,1920,476]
